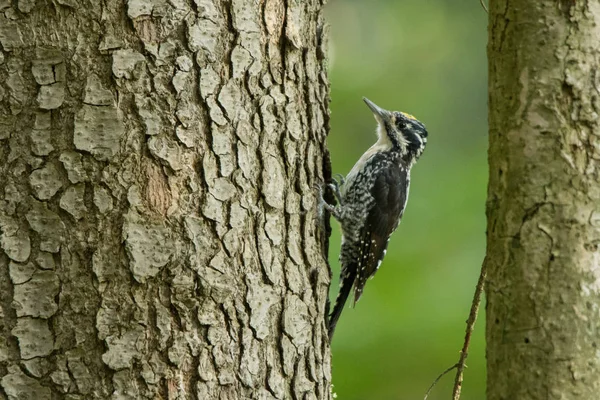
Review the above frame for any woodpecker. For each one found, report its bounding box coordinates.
[321,97,428,340]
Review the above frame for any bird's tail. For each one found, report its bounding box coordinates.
[328,263,357,341]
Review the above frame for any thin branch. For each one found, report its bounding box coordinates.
[480,0,489,13]
[423,363,458,400]
[451,261,487,400]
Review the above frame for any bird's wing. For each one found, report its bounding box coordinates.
[353,163,409,303]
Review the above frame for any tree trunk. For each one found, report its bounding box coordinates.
[486,1,600,399]
[0,1,332,399]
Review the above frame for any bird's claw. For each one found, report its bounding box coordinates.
[328,181,343,206]
[333,173,345,183]
[332,173,346,186]
[313,182,328,207]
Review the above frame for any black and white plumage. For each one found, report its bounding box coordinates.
[322,97,428,340]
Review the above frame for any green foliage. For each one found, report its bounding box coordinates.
[325,1,487,398]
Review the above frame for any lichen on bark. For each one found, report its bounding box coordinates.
[486,1,600,398]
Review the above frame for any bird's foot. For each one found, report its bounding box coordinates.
[314,182,341,220]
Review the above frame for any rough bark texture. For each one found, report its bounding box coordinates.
[486,1,600,399]
[0,1,332,399]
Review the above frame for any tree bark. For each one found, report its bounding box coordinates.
[0,1,332,399]
[486,1,600,399]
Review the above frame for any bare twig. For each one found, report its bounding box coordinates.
[423,363,458,400]
[451,261,487,400]
[480,0,489,13]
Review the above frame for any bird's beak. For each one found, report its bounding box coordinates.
[363,97,393,124]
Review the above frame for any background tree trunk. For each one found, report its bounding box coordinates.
[486,1,600,398]
[0,1,332,399]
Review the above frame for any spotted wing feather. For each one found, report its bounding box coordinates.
[353,164,408,303]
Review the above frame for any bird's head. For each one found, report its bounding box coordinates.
[363,97,428,161]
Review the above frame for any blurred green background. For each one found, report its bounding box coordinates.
[324,1,488,399]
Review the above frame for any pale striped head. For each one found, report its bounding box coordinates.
[363,97,428,161]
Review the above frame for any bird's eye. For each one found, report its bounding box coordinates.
[393,116,406,130]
